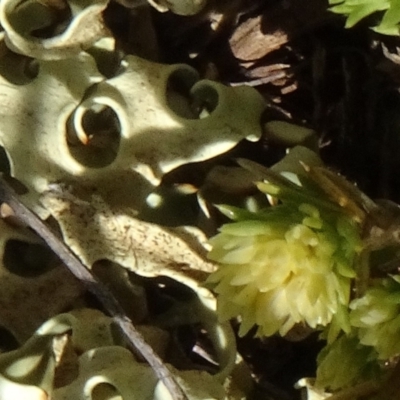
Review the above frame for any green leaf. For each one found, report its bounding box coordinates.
[329,0,400,36]
[373,1,400,34]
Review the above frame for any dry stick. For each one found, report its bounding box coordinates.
[0,178,188,400]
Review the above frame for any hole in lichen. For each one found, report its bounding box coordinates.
[0,326,19,352]
[86,43,123,79]
[6,0,72,39]
[91,382,122,400]
[142,276,198,316]
[173,324,220,374]
[139,276,220,372]
[0,146,11,174]
[66,102,121,168]
[191,83,219,118]
[3,240,58,278]
[166,67,200,119]
[0,50,39,85]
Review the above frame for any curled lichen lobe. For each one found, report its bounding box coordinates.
[207,184,362,338]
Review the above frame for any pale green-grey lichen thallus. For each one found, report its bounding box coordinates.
[98,55,265,184]
[0,219,83,343]
[0,0,109,60]
[0,51,104,215]
[0,310,246,400]
[0,48,265,215]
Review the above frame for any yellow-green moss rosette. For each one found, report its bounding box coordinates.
[207,168,363,338]
[350,275,400,360]
[313,276,400,391]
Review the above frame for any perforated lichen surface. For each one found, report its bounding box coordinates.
[0,309,246,400]
[0,0,269,399]
[0,31,265,215]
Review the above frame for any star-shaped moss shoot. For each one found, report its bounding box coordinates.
[207,156,363,338]
[350,275,400,360]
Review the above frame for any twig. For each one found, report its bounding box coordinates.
[0,178,188,400]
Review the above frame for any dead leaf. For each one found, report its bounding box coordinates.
[41,185,216,285]
[229,0,329,62]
